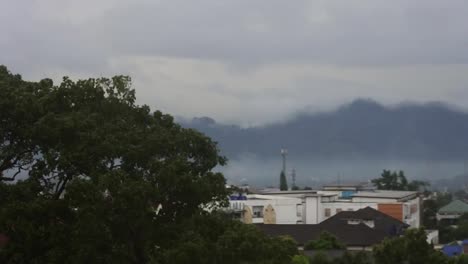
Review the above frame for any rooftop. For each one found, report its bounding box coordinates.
[439,200,468,214]
[351,190,418,200]
[256,222,387,247]
[322,182,375,189]
[245,194,301,200]
[320,207,408,236]
[257,190,338,198]
[258,190,318,195]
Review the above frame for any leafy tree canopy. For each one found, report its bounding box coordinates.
[304,231,345,250]
[0,66,299,263]
[373,228,449,264]
[280,170,288,191]
[372,170,429,191]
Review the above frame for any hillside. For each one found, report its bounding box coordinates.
[182,99,468,162]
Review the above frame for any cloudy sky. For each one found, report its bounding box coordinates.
[3,0,468,126]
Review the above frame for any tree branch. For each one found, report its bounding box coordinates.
[0,167,22,181]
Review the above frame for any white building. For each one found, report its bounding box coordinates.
[228,194,302,224]
[228,185,421,228]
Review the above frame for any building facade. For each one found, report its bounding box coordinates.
[228,185,421,228]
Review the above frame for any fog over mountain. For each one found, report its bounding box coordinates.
[180,99,468,187]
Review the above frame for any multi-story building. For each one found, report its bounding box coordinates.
[228,184,421,228]
[228,194,302,224]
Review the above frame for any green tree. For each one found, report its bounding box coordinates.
[0,65,48,182]
[280,171,288,191]
[336,252,372,264]
[437,192,453,208]
[0,67,207,262]
[304,231,345,250]
[373,228,449,264]
[291,255,310,264]
[0,66,300,263]
[308,252,330,264]
[372,170,429,191]
[453,254,468,264]
[422,198,438,229]
[162,213,298,264]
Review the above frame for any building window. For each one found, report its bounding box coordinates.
[336,208,342,213]
[252,206,264,218]
[325,208,331,217]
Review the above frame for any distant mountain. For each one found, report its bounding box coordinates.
[181,99,468,162]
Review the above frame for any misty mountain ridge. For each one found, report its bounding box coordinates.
[181,99,468,162]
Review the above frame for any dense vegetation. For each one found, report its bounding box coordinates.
[0,66,298,263]
[304,232,345,250]
[372,170,429,191]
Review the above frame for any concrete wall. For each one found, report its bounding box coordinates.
[304,196,320,224]
[231,196,302,224]
[403,196,421,228]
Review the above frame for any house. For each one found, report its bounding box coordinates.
[437,200,468,225]
[256,222,386,251]
[258,207,409,250]
[320,206,409,237]
[257,207,409,251]
[255,187,421,227]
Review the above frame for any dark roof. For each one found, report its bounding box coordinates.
[256,222,387,247]
[321,207,408,236]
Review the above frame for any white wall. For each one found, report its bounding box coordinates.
[304,196,320,224]
[230,196,302,224]
[402,196,421,228]
[230,192,421,227]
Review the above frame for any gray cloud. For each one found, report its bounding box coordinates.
[3,0,468,125]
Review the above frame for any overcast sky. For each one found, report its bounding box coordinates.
[3,0,468,126]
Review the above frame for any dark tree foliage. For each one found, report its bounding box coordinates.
[163,213,298,264]
[373,228,449,264]
[372,169,429,191]
[0,66,299,263]
[280,171,288,191]
[335,252,372,264]
[304,231,345,250]
[422,198,438,229]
